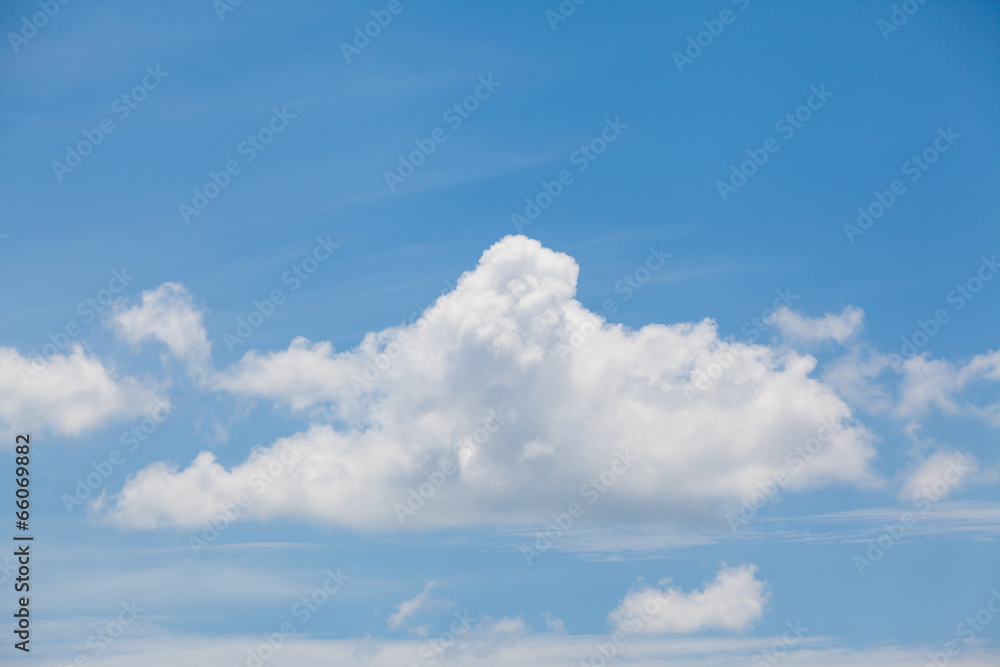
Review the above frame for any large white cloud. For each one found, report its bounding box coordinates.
[0,344,166,437]
[607,564,768,634]
[103,235,881,530]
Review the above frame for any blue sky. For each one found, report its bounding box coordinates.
[1,1,999,665]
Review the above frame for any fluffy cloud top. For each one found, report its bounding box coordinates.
[114,282,212,373]
[103,236,880,530]
[607,564,768,634]
[0,344,166,436]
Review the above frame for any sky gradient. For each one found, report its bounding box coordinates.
[1,1,999,665]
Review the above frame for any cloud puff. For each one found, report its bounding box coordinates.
[0,344,166,437]
[541,612,566,634]
[212,337,354,411]
[388,581,440,631]
[897,449,978,502]
[894,351,1000,424]
[114,282,211,374]
[770,306,864,345]
[103,236,880,530]
[608,564,768,634]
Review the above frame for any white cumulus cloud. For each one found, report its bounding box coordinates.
[102,236,881,530]
[608,564,769,634]
[0,344,167,437]
[114,282,212,374]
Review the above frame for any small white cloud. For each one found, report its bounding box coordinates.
[387,581,439,631]
[770,306,864,345]
[894,350,1000,425]
[608,564,769,634]
[541,612,565,634]
[114,282,211,374]
[894,356,964,419]
[897,450,978,502]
